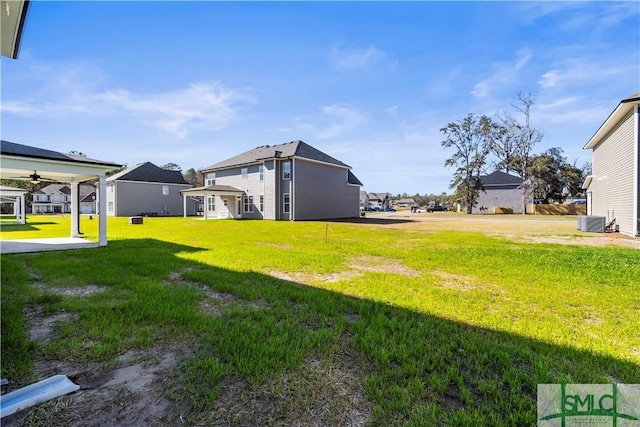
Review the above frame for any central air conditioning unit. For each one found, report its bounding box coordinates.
[577,215,605,232]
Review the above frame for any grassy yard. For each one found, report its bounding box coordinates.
[1,215,639,426]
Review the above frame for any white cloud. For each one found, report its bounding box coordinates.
[538,59,632,89]
[294,103,365,139]
[471,51,532,99]
[1,60,256,138]
[329,44,385,69]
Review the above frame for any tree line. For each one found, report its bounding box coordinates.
[440,91,590,214]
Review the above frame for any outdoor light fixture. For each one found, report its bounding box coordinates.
[29,171,41,184]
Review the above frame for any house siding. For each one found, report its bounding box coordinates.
[474,186,523,214]
[264,161,276,220]
[590,110,636,235]
[108,181,192,216]
[214,165,264,219]
[293,159,359,220]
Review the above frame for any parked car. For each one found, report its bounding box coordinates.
[385,207,396,212]
[426,205,447,212]
[569,200,587,205]
[412,206,427,213]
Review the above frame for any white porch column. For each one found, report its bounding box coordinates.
[204,192,208,220]
[182,194,186,218]
[19,195,26,224]
[98,175,108,246]
[70,182,79,237]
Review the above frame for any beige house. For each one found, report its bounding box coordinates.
[583,92,640,237]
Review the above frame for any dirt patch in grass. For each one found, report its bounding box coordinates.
[432,270,476,292]
[25,306,78,345]
[3,345,190,427]
[271,254,420,285]
[31,283,109,297]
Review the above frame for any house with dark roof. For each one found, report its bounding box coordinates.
[32,184,97,214]
[583,91,640,237]
[181,140,362,220]
[474,171,524,214]
[367,192,391,211]
[106,162,195,216]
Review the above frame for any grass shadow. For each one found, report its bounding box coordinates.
[1,237,638,426]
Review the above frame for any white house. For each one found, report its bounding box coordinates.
[583,91,639,237]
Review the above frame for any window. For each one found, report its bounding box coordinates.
[162,185,169,196]
[206,173,216,186]
[108,201,114,212]
[241,168,248,179]
[283,193,290,213]
[259,195,264,211]
[259,165,264,182]
[207,196,215,211]
[283,162,291,180]
[244,195,254,212]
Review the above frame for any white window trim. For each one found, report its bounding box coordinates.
[283,193,290,213]
[283,162,291,180]
[241,168,248,180]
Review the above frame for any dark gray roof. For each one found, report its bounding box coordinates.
[1,140,121,167]
[201,140,350,171]
[107,162,189,185]
[348,170,363,186]
[479,171,523,186]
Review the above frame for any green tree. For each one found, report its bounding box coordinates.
[161,163,181,171]
[183,168,198,186]
[441,114,496,213]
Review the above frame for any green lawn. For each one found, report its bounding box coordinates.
[1,215,639,425]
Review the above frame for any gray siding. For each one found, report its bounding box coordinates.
[590,110,636,235]
[215,165,265,219]
[473,186,523,214]
[293,159,360,220]
[264,161,276,220]
[110,181,192,217]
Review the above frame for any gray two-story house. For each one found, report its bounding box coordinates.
[181,140,362,220]
[107,162,195,216]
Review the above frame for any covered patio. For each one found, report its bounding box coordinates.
[0,140,121,253]
[0,185,28,224]
[180,185,245,219]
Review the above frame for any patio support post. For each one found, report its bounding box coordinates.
[19,194,26,224]
[98,175,107,246]
[204,192,208,220]
[70,182,79,237]
[183,193,187,218]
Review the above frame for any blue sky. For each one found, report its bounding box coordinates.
[2,1,638,195]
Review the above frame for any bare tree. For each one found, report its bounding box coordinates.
[492,111,520,174]
[441,114,496,213]
[512,91,543,214]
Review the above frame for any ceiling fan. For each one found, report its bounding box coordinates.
[10,170,57,184]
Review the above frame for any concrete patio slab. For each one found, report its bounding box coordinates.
[0,237,99,254]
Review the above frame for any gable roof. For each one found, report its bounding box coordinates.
[34,183,96,197]
[347,170,363,186]
[584,91,640,150]
[107,162,189,185]
[478,171,523,186]
[201,140,350,171]
[368,192,390,201]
